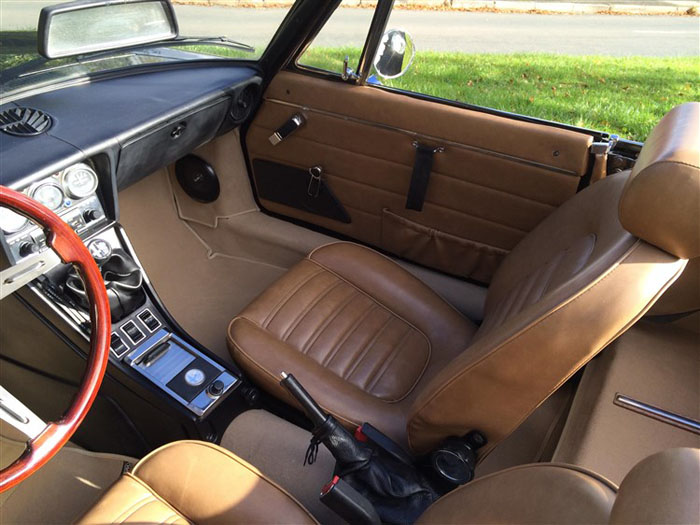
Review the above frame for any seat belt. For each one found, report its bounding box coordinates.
[406,142,444,211]
[590,134,618,184]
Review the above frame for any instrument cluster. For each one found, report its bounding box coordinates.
[0,162,107,264]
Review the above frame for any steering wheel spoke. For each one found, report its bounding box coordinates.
[0,385,46,440]
[0,249,62,301]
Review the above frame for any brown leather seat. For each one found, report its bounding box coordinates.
[228,102,700,455]
[79,443,699,524]
[417,447,700,524]
[76,440,317,524]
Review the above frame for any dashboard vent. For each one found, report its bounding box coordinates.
[0,107,53,137]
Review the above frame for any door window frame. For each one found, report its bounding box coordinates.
[283,0,645,157]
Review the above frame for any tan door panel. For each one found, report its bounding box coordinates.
[247,71,593,283]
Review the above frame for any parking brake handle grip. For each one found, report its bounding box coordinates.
[280,372,373,468]
[280,371,327,427]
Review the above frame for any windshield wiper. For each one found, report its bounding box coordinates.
[174,36,255,54]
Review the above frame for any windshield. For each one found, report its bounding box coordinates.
[0,1,292,99]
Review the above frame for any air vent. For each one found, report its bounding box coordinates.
[0,107,52,137]
[230,84,258,122]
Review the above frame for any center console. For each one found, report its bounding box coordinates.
[1,159,241,420]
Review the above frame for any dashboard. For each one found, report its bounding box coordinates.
[0,62,262,426]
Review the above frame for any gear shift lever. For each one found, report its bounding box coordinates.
[65,242,145,322]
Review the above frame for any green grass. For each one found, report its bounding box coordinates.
[301,47,700,141]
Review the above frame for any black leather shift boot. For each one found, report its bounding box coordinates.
[66,249,146,322]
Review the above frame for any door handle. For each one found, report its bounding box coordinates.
[269,114,305,145]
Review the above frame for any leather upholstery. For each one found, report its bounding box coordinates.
[229,242,476,444]
[610,448,700,525]
[417,448,699,524]
[619,102,700,259]
[416,463,617,524]
[77,441,317,525]
[248,72,594,282]
[231,105,691,455]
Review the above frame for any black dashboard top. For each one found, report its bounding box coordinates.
[0,63,259,187]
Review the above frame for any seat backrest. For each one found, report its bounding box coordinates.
[610,447,700,524]
[406,103,700,455]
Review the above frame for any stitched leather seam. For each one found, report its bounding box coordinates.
[308,241,473,325]
[118,474,189,524]
[281,279,344,342]
[132,440,318,524]
[364,326,413,393]
[112,493,152,523]
[119,499,160,523]
[301,288,359,355]
[343,314,394,382]
[306,256,433,355]
[262,268,324,328]
[480,253,688,460]
[251,124,563,208]
[322,303,377,368]
[407,240,643,450]
[228,327,364,429]
[422,463,617,512]
[306,256,432,401]
[253,103,584,176]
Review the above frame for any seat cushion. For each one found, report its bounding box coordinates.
[77,440,317,525]
[417,463,617,524]
[228,242,476,445]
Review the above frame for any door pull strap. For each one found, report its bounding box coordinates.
[406,142,444,211]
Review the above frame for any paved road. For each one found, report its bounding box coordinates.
[1,2,698,56]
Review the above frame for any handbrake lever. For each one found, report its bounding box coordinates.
[280,372,380,525]
[280,372,372,468]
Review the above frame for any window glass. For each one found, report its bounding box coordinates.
[0,2,291,97]
[297,3,375,76]
[370,8,699,141]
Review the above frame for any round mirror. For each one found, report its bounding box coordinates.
[373,29,415,80]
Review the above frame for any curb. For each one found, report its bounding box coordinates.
[172,0,699,15]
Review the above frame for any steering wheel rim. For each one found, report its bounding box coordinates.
[0,185,111,492]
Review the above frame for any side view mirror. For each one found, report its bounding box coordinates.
[372,29,415,80]
[38,0,179,59]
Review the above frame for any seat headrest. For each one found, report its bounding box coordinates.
[619,102,700,259]
[610,448,700,524]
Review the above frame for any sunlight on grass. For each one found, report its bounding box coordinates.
[302,48,700,141]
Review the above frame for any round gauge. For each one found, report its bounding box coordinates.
[31,183,64,211]
[87,239,112,262]
[61,163,98,199]
[0,207,29,234]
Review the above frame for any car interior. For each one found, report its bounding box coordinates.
[0,0,698,523]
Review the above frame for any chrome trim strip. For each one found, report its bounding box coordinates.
[263,98,579,176]
[614,393,700,435]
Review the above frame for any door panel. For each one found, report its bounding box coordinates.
[246,71,593,283]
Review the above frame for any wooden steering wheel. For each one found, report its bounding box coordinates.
[0,186,111,492]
